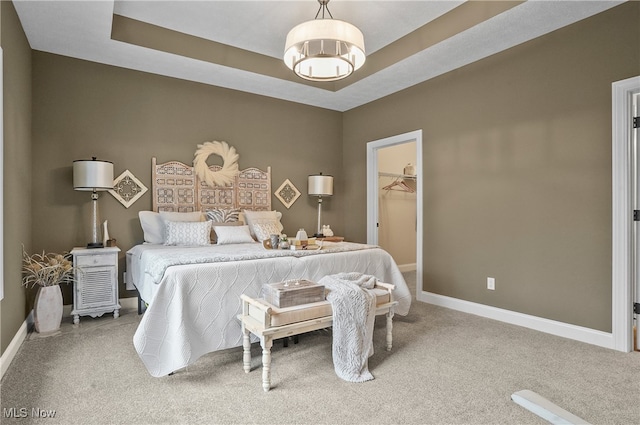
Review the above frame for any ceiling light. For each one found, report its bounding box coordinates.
[284,0,365,82]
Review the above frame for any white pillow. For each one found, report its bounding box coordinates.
[252,222,283,242]
[164,221,212,246]
[159,211,204,223]
[214,225,255,245]
[139,211,204,244]
[139,211,164,244]
[243,210,284,240]
[210,222,244,244]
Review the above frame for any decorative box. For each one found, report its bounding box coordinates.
[261,279,325,308]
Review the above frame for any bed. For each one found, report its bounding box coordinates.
[129,155,411,377]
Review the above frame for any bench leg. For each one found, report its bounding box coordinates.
[242,325,251,374]
[261,337,273,392]
[386,309,395,351]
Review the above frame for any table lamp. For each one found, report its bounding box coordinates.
[73,157,114,248]
[308,173,333,237]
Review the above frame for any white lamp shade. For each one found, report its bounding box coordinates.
[284,19,365,81]
[308,174,334,196]
[73,159,114,191]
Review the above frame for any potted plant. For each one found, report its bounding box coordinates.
[22,248,77,333]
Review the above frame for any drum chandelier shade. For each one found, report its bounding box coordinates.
[73,158,114,191]
[308,174,334,196]
[284,0,365,82]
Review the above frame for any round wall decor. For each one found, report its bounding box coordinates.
[193,141,240,187]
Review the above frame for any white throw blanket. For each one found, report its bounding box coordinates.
[319,272,378,383]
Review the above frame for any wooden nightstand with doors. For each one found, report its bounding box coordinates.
[70,247,121,324]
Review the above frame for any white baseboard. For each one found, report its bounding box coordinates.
[397,263,417,273]
[0,311,33,380]
[119,297,138,309]
[418,291,614,350]
[2,297,138,380]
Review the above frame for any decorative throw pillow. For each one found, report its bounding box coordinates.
[205,208,241,223]
[164,221,212,246]
[139,211,164,244]
[243,210,284,240]
[210,222,244,244]
[214,225,255,245]
[252,222,283,242]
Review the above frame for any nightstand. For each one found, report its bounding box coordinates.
[70,247,121,324]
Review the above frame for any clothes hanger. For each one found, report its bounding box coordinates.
[382,177,415,193]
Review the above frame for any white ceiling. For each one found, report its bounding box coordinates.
[13,0,624,111]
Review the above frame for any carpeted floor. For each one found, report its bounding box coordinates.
[1,272,639,424]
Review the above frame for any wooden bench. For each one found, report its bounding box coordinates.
[240,282,397,391]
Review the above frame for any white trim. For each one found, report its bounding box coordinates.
[119,297,138,310]
[366,145,380,246]
[397,263,417,273]
[0,311,33,380]
[419,291,615,349]
[511,390,591,425]
[367,130,423,302]
[612,76,640,352]
[1,47,4,301]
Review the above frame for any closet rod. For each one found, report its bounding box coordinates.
[378,172,417,180]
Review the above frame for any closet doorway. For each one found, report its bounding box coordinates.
[378,142,417,270]
[633,91,639,351]
[612,76,640,352]
[366,130,423,296]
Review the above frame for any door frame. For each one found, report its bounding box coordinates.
[612,75,640,352]
[366,130,423,295]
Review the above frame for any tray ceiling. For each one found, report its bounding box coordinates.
[14,1,624,111]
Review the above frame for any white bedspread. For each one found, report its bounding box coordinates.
[130,242,411,377]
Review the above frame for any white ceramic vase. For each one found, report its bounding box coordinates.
[103,220,110,246]
[295,228,308,241]
[34,285,63,333]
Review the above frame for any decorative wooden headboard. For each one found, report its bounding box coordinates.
[151,157,271,212]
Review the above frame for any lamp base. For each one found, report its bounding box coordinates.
[87,242,104,249]
[313,233,325,238]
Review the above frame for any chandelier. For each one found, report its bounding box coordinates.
[284,0,366,82]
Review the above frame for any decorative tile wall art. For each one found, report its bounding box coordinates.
[274,179,301,209]
[109,169,148,208]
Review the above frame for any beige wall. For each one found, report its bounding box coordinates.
[2,1,639,355]
[1,0,32,354]
[378,142,417,267]
[343,2,640,332]
[30,52,343,305]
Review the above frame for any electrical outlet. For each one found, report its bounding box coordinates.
[487,277,495,290]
